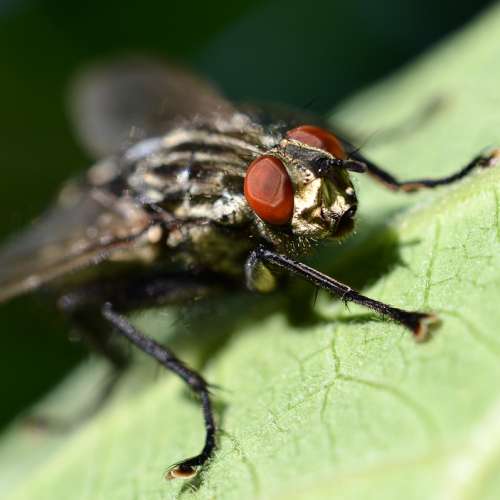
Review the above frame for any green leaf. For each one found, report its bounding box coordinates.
[2,4,500,499]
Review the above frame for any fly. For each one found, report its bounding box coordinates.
[0,58,498,480]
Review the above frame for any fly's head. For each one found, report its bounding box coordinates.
[244,125,365,252]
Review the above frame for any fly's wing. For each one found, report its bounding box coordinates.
[0,177,154,304]
[0,58,240,304]
[68,57,237,158]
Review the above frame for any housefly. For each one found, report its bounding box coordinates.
[0,58,498,480]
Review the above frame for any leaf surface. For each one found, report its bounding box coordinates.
[2,4,500,499]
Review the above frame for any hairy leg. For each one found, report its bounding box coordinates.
[248,246,437,341]
[51,272,225,477]
[101,303,216,479]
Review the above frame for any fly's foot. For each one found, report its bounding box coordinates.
[479,148,500,169]
[165,457,202,480]
[398,310,440,342]
[414,313,440,342]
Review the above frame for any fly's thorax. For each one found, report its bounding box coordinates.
[96,123,271,273]
[122,123,272,226]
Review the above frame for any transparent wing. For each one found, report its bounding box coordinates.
[0,58,236,303]
[68,57,236,157]
[0,177,153,304]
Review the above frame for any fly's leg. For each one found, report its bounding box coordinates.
[71,313,129,371]
[101,302,215,480]
[248,246,438,341]
[52,273,224,478]
[349,148,500,192]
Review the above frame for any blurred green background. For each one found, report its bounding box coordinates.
[0,0,494,429]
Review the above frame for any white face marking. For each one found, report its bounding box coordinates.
[345,187,355,196]
[292,178,322,226]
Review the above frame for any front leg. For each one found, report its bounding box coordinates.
[349,148,500,192]
[248,246,437,341]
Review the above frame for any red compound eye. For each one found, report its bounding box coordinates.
[244,155,294,225]
[287,125,346,159]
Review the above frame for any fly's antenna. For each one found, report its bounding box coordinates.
[316,156,366,176]
[342,159,367,173]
